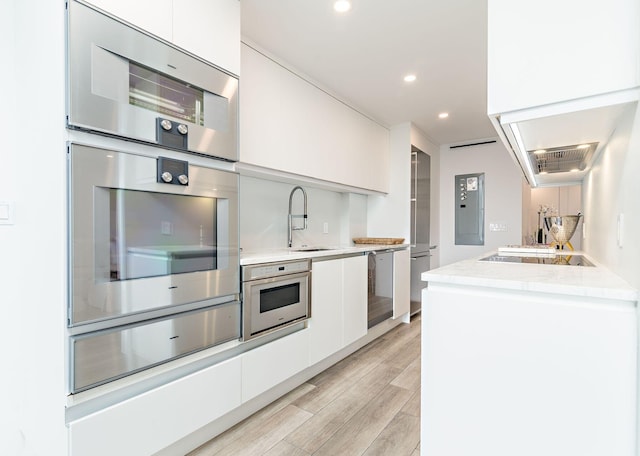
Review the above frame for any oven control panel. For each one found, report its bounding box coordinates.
[243,259,311,281]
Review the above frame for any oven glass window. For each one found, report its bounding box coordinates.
[260,283,300,313]
[99,188,218,281]
[129,61,205,126]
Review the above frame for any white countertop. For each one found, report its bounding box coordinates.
[241,244,409,265]
[422,251,638,302]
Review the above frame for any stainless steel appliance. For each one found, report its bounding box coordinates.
[66,0,238,161]
[68,143,240,392]
[367,251,393,328]
[410,147,435,314]
[242,260,311,341]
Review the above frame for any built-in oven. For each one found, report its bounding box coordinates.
[66,0,238,161]
[68,143,240,392]
[242,260,311,341]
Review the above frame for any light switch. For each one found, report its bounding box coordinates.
[0,201,13,225]
[161,221,173,235]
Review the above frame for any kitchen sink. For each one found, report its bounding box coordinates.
[291,247,332,252]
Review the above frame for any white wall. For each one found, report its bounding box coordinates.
[1,1,68,455]
[439,140,523,266]
[239,176,367,251]
[583,103,640,289]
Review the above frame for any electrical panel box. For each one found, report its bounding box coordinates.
[455,173,485,245]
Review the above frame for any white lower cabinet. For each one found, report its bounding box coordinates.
[241,329,309,402]
[68,356,241,456]
[309,255,368,365]
[309,259,345,364]
[342,255,368,345]
[422,283,637,456]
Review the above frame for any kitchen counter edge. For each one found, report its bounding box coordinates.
[421,251,639,302]
[240,244,409,265]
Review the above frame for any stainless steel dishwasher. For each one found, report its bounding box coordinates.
[367,250,393,328]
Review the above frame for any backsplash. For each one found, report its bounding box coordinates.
[239,176,367,252]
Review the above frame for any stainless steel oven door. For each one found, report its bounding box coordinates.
[68,143,239,327]
[243,272,310,340]
[67,0,238,161]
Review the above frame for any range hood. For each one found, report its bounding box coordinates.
[490,88,639,187]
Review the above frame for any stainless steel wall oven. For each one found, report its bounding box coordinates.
[68,143,240,392]
[242,260,311,341]
[66,0,238,161]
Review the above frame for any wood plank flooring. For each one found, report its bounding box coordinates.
[188,315,421,456]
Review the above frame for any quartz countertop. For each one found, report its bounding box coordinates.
[421,251,638,302]
[241,244,409,265]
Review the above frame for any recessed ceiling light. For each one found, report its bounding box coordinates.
[577,144,590,149]
[403,74,416,83]
[570,168,580,172]
[334,1,351,12]
[438,112,449,119]
[533,149,547,155]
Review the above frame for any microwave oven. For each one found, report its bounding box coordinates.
[66,0,238,161]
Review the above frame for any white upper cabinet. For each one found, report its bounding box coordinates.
[487,0,639,187]
[83,0,240,75]
[240,44,390,193]
[487,0,639,115]
[83,0,173,41]
[173,0,240,75]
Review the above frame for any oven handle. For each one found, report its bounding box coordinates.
[242,270,311,287]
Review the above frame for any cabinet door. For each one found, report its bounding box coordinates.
[422,284,637,456]
[309,259,344,365]
[172,0,240,74]
[69,356,241,456]
[241,329,309,402]
[392,249,410,318]
[239,45,390,193]
[342,255,367,346]
[487,0,639,114]
[84,0,173,41]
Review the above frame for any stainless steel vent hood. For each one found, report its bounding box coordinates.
[490,88,639,187]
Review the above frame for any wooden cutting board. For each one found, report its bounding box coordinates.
[352,237,405,245]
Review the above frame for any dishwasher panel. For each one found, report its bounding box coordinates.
[367,251,393,328]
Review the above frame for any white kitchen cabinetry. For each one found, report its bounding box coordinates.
[342,255,368,345]
[83,0,173,41]
[392,249,410,319]
[240,44,390,193]
[83,0,240,74]
[241,329,309,402]
[422,282,637,456]
[172,0,240,75]
[487,0,639,115]
[309,255,368,365]
[309,259,344,365]
[68,356,241,456]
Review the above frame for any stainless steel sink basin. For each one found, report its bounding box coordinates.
[291,247,332,252]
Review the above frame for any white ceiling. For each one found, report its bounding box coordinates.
[240,0,496,146]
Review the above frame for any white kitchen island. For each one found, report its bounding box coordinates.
[420,252,639,456]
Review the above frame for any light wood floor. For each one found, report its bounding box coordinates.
[188,315,421,456]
